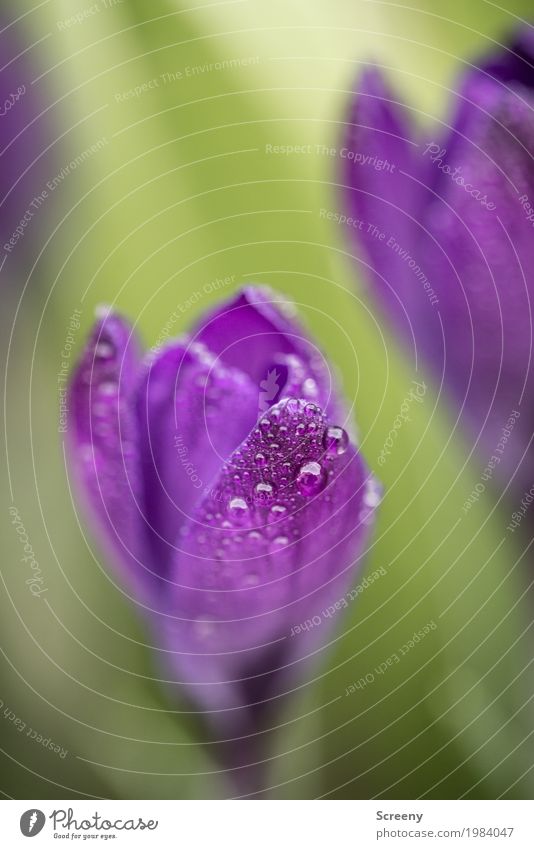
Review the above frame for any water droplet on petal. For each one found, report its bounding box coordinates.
[254,481,275,504]
[303,379,318,398]
[296,461,326,496]
[228,496,249,524]
[94,341,114,359]
[193,617,216,639]
[304,402,318,417]
[363,483,381,508]
[323,425,349,457]
[99,380,117,395]
[243,573,259,587]
[254,452,267,467]
[285,399,300,415]
[268,503,287,523]
[80,444,94,462]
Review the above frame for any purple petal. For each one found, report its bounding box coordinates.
[342,67,430,334]
[0,16,54,274]
[67,310,152,600]
[465,27,534,89]
[342,32,534,496]
[156,398,378,732]
[420,83,534,489]
[192,286,340,417]
[137,341,259,575]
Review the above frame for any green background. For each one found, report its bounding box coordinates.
[1,0,533,798]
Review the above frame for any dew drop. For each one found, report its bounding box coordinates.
[363,484,381,508]
[296,461,327,497]
[99,380,117,396]
[243,573,259,587]
[94,341,114,359]
[193,617,216,639]
[303,379,318,398]
[285,399,300,415]
[304,402,318,418]
[322,425,349,457]
[228,496,249,524]
[254,481,275,504]
[80,444,94,462]
[254,452,267,467]
[269,503,287,523]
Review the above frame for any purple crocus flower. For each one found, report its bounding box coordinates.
[341,29,534,496]
[68,286,378,785]
[1,14,52,272]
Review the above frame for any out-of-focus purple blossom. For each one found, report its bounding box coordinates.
[341,28,534,495]
[1,14,52,272]
[67,287,379,755]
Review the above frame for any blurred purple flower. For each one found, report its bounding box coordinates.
[67,287,378,767]
[1,14,52,273]
[341,28,534,495]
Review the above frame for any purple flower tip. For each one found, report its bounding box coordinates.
[341,27,534,495]
[67,286,379,739]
